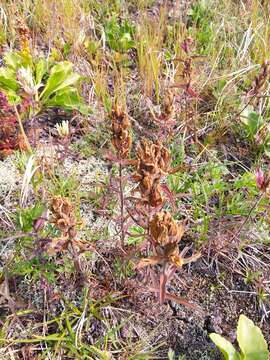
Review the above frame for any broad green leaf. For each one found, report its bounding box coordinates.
[46,87,79,106]
[3,89,21,104]
[40,61,81,101]
[4,50,33,70]
[50,71,81,95]
[4,51,23,70]
[46,87,79,108]
[237,315,269,360]
[240,109,263,137]
[35,57,47,85]
[0,67,18,91]
[210,333,240,360]
[46,87,90,114]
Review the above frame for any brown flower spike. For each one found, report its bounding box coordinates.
[150,211,184,246]
[17,18,31,53]
[133,139,171,207]
[162,90,175,120]
[111,104,132,159]
[51,196,77,238]
[47,196,83,256]
[138,211,200,305]
[138,211,200,269]
[47,196,92,276]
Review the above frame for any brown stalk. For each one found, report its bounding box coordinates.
[110,103,132,248]
[47,196,89,276]
[146,211,201,287]
[13,105,32,154]
[148,287,203,312]
[119,161,125,248]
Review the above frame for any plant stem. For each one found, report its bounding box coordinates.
[119,161,125,248]
[159,264,166,305]
[14,105,32,154]
[70,240,82,274]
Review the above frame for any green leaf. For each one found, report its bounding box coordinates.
[3,89,21,104]
[46,87,79,106]
[264,146,270,158]
[4,51,33,70]
[46,87,90,114]
[105,16,134,52]
[237,315,269,360]
[210,333,240,360]
[17,204,45,232]
[0,67,18,91]
[40,61,81,101]
[35,57,48,85]
[4,52,23,70]
[241,109,263,137]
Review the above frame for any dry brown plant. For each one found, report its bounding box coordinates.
[46,196,90,274]
[137,211,200,305]
[132,139,170,207]
[110,103,132,248]
[111,103,132,160]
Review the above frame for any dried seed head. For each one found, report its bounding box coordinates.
[52,196,73,217]
[158,143,171,173]
[17,18,30,53]
[134,139,171,206]
[163,90,175,118]
[111,104,132,158]
[47,197,87,255]
[51,196,77,237]
[150,211,184,246]
[136,139,170,174]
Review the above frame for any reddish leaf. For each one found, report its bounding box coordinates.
[186,85,199,98]
[137,256,163,269]
[164,292,204,313]
[148,287,203,313]
[161,183,176,211]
